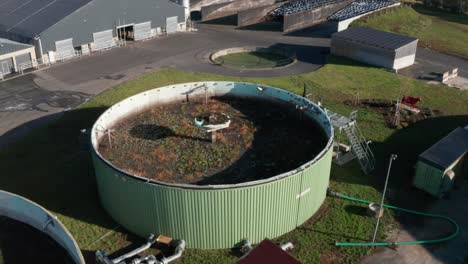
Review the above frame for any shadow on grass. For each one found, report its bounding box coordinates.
[373,115,468,197]
[368,115,468,262]
[0,106,116,229]
[412,5,468,25]
[345,204,369,217]
[328,115,468,262]
[330,114,468,206]
[326,55,383,70]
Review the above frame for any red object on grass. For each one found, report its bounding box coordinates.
[401,96,422,108]
[236,240,301,264]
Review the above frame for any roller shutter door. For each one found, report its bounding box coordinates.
[93,29,116,51]
[134,22,152,41]
[15,53,33,71]
[55,38,75,60]
[166,16,178,34]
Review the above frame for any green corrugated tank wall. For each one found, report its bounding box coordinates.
[92,148,332,249]
[91,82,334,249]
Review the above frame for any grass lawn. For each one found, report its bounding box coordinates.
[0,57,467,263]
[352,5,468,59]
[214,51,292,68]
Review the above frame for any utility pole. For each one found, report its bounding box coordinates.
[372,154,398,243]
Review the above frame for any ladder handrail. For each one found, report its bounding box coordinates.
[354,124,375,161]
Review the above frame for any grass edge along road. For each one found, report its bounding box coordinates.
[1,57,467,263]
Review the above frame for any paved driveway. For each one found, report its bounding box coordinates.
[399,48,468,79]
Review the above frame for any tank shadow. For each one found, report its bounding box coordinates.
[335,115,468,263]
[0,106,118,230]
[193,92,328,185]
[130,124,209,142]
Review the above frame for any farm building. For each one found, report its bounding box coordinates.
[0,0,188,64]
[331,26,418,70]
[413,127,468,197]
[0,38,36,77]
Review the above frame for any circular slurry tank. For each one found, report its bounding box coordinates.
[91,82,334,249]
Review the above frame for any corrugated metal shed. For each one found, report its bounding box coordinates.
[0,0,93,39]
[0,38,32,56]
[331,26,418,51]
[419,127,468,170]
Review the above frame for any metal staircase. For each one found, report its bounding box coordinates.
[327,110,375,175]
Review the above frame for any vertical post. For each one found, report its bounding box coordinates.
[107,129,112,149]
[393,96,401,127]
[211,131,216,143]
[372,154,397,243]
[302,83,307,98]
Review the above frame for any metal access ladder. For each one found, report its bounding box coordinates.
[327,110,375,175]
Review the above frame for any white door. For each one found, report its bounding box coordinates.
[134,21,152,41]
[55,38,75,60]
[0,61,10,75]
[166,16,178,34]
[93,30,116,51]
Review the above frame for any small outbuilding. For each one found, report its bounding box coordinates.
[0,38,37,77]
[331,27,418,70]
[413,127,468,197]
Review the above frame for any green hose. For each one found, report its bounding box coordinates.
[328,190,460,247]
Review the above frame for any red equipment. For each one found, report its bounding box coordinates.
[401,96,422,108]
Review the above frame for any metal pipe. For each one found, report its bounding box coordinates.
[371,154,397,243]
[112,234,156,264]
[159,240,186,264]
[132,255,157,264]
[280,242,293,251]
[331,191,460,247]
[242,240,253,252]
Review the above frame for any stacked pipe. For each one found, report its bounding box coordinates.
[269,0,347,16]
[328,0,398,21]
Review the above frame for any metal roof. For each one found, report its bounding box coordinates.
[236,240,301,264]
[328,0,399,22]
[0,37,32,55]
[419,127,468,170]
[0,0,94,39]
[331,26,418,51]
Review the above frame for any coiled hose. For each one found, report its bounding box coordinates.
[328,190,460,247]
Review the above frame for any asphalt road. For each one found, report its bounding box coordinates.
[0,22,467,264]
[400,48,468,80]
[0,23,467,148]
[0,24,330,147]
